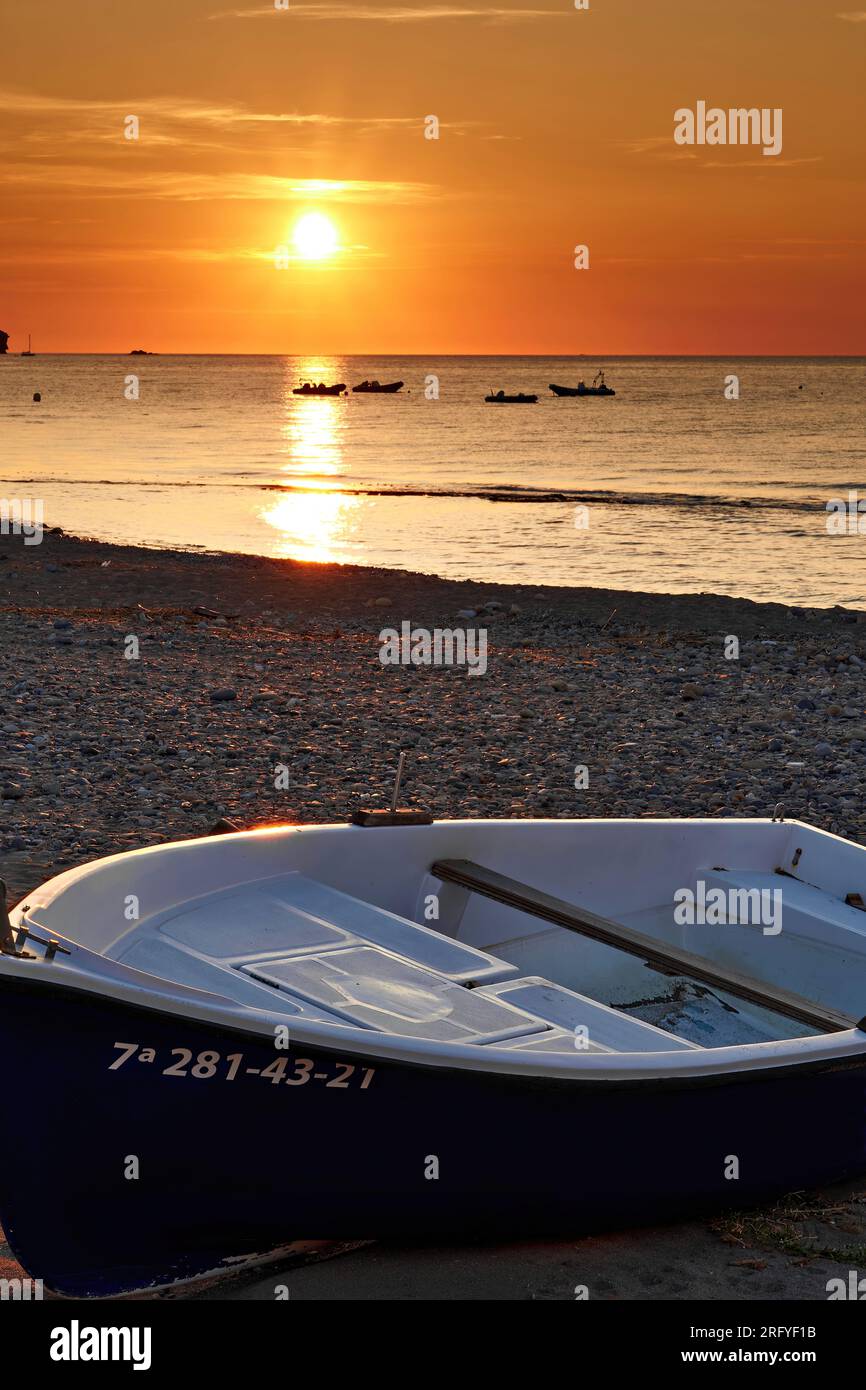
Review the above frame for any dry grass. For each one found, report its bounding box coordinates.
[712,1189,866,1265]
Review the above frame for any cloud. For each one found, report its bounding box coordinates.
[211,3,565,21]
[622,137,822,170]
[701,156,823,169]
[0,89,417,130]
[0,89,475,156]
[0,243,373,266]
[2,162,436,204]
[836,10,866,20]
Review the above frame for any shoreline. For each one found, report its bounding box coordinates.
[3,523,862,626]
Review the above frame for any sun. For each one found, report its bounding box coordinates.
[292,212,339,261]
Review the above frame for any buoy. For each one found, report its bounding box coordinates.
[33,392,41,402]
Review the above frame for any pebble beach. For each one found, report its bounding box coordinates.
[2,526,866,906]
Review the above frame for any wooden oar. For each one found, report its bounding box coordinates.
[431,858,858,1035]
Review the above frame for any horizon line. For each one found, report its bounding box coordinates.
[2,351,865,360]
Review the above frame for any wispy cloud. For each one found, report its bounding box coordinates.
[211,3,565,21]
[0,89,418,130]
[701,157,823,169]
[0,243,374,266]
[2,162,435,204]
[622,136,821,170]
[0,89,473,158]
[836,11,866,21]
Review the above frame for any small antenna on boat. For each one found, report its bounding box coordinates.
[350,748,433,828]
[390,750,407,814]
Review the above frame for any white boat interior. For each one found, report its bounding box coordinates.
[13,818,866,1063]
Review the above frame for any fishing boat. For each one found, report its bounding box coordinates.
[21,335,35,357]
[485,390,538,404]
[2,813,866,1297]
[550,371,615,397]
[352,380,404,394]
[292,381,346,397]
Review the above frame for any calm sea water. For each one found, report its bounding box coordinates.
[2,355,865,608]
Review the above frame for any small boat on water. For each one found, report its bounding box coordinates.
[292,381,346,397]
[485,390,538,404]
[3,813,866,1296]
[550,371,615,397]
[352,380,404,394]
[21,335,35,358]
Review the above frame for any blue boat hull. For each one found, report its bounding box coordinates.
[1,976,865,1296]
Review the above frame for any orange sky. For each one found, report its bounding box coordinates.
[1,0,865,354]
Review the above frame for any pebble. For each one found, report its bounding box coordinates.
[3,535,866,871]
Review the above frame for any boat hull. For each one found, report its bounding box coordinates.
[549,383,615,397]
[292,385,346,396]
[351,381,404,393]
[484,395,538,404]
[2,975,865,1297]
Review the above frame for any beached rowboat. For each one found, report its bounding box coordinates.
[2,815,866,1296]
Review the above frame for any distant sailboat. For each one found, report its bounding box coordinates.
[21,335,35,357]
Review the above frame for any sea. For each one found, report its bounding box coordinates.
[2,355,864,609]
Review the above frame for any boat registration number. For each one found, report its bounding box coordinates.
[108,1041,375,1089]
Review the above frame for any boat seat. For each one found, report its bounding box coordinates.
[696,870,866,947]
[153,871,516,984]
[476,976,701,1052]
[242,945,548,1044]
[653,868,866,1021]
[116,936,354,1025]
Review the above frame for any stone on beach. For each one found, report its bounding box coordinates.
[1,528,866,875]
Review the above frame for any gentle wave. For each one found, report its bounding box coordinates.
[2,476,854,514]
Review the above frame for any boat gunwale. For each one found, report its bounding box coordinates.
[2,942,864,1085]
[6,815,866,1081]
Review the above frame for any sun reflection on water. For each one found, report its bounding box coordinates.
[260,490,361,563]
[265,360,358,560]
[280,358,347,480]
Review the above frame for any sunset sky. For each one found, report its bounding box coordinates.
[2,0,865,354]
